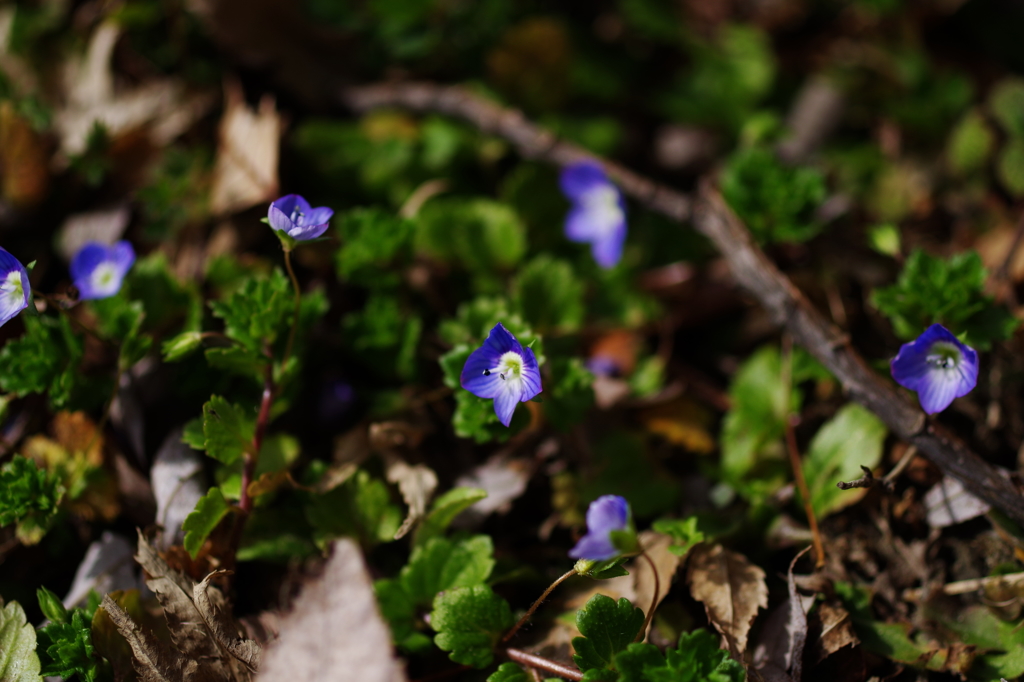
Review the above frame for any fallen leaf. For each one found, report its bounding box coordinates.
[808,601,859,663]
[56,205,131,263]
[209,82,280,216]
[62,531,139,609]
[194,571,262,672]
[687,543,768,659]
[0,100,49,208]
[92,589,168,682]
[256,539,406,682]
[924,474,992,528]
[151,428,208,550]
[53,21,210,160]
[453,455,531,525]
[385,458,438,540]
[100,593,190,682]
[631,531,683,640]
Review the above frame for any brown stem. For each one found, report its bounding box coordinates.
[341,81,1024,527]
[240,362,275,515]
[635,551,660,643]
[281,248,302,375]
[785,415,825,569]
[503,569,576,642]
[506,649,583,681]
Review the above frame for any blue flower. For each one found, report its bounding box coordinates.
[560,161,627,268]
[891,323,979,414]
[0,247,30,326]
[71,241,135,300]
[268,194,334,241]
[569,495,633,561]
[460,323,542,427]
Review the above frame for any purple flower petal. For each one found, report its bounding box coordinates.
[459,323,543,427]
[268,194,334,242]
[268,205,294,233]
[71,241,135,300]
[568,495,631,560]
[890,323,978,414]
[303,206,335,226]
[0,247,29,327]
[590,222,627,269]
[286,222,330,241]
[560,161,610,200]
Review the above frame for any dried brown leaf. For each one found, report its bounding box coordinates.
[809,602,859,664]
[0,101,48,207]
[631,531,683,639]
[687,543,768,658]
[256,539,406,682]
[193,571,262,672]
[209,82,280,215]
[100,594,184,682]
[385,458,438,540]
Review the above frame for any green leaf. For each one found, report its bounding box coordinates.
[182,486,231,558]
[946,108,994,176]
[374,578,433,653]
[438,297,542,353]
[487,662,530,682]
[515,254,584,333]
[998,137,1024,198]
[305,469,402,548]
[0,456,63,544]
[867,224,902,258]
[89,295,144,340]
[431,585,513,668]
[571,594,645,673]
[615,629,744,682]
[414,486,487,546]
[720,345,797,494]
[802,404,887,518]
[342,293,422,379]
[988,77,1024,138]
[720,145,826,244]
[36,587,68,625]
[400,535,495,606]
[201,396,255,465]
[870,248,1018,350]
[651,517,705,557]
[336,207,414,287]
[204,346,268,382]
[0,598,42,682]
[544,358,594,431]
[416,198,527,273]
[209,269,292,351]
[0,315,83,408]
[36,609,99,681]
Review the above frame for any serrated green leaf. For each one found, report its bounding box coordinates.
[37,609,100,681]
[571,594,645,673]
[431,585,513,668]
[414,486,487,546]
[803,404,886,518]
[36,587,67,625]
[373,578,434,653]
[0,315,83,408]
[0,456,63,544]
[202,396,255,465]
[870,248,1018,350]
[651,517,705,557]
[615,629,743,682]
[401,535,495,606]
[129,250,203,334]
[487,662,530,682]
[209,269,292,351]
[182,487,231,558]
[181,418,205,451]
[515,254,584,333]
[0,598,42,682]
[204,346,268,382]
[336,207,414,287]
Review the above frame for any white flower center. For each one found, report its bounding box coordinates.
[485,351,525,391]
[90,263,119,295]
[290,207,305,224]
[1,270,23,299]
[579,185,624,237]
[926,341,961,370]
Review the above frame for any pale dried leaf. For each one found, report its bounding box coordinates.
[100,594,183,682]
[256,539,406,682]
[209,83,280,215]
[54,21,209,158]
[687,543,768,658]
[452,455,531,524]
[151,428,207,550]
[925,475,992,528]
[63,531,139,609]
[194,571,262,672]
[385,458,438,540]
[631,531,682,638]
[56,205,130,262]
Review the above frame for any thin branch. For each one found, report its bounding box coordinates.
[341,81,1024,527]
[784,415,826,568]
[506,649,583,681]
[837,465,875,490]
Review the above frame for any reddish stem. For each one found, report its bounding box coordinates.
[506,649,582,681]
[240,362,275,514]
[503,569,577,642]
